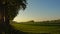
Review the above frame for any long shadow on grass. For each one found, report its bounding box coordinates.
[0,21,27,34]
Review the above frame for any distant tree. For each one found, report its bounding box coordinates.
[0,0,27,34]
[29,20,34,22]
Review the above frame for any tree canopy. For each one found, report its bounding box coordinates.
[0,0,27,34]
[0,0,27,20]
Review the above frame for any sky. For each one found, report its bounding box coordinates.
[13,0,60,22]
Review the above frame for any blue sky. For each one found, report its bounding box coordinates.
[13,0,60,22]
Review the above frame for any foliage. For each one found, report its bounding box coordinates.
[0,0,27,20]
[0,0,27,34]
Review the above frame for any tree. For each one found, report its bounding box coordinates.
[0,0,27,34]
[0,0,27,24]
[0,0,27,21]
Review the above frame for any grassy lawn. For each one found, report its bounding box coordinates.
[11,23,60,34]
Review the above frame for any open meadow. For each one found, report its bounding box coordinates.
[11,22,60,34]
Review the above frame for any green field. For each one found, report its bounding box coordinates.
[11,23,60,34]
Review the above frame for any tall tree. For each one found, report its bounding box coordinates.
[0,0,27,23]
[0,0,27,21]
[0,0,27,34]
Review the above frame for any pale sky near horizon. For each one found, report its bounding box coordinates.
[13,0,60,22]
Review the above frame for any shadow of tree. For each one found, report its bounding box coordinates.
[0,21,27,34]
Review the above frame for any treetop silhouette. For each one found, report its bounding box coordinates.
[0,0,27,20]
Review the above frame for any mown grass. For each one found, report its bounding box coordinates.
[11,23,60,34]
